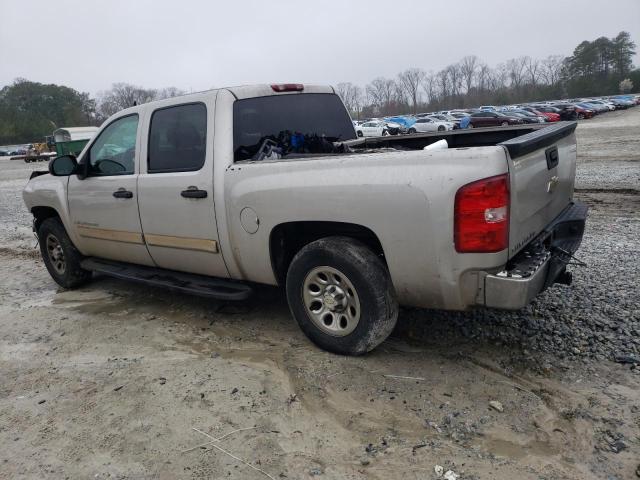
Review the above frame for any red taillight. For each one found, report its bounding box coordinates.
[454,174,509,253]
[271,83,304,92]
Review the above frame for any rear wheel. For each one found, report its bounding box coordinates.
[286,237,398,355]
[357,130,363,137]
[408,128,416,134]
[38,217,92,289]
[437,125,446,131]
[578,113,585,120]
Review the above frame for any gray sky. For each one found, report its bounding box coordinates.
[1,0,639,95]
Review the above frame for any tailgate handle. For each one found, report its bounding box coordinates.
[545,146,559,170]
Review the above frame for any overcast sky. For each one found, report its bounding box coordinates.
[1,0,639,95]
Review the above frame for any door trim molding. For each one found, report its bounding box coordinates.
[77,225,144,244]
[145,234,219,253]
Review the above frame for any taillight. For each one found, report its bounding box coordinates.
[454,174,509,253]
[271,83,304,92]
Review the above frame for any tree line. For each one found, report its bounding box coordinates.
[338,31,637,118]
[0,81,186,145]
[0,32,636,144]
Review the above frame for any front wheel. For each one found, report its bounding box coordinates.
[286,237,398,355]
[501,121,509,126]
[38,217,92,289]
[357,131,363,137]
[467,123,474,129]
[437,125,446,132]
[408,128,416,134]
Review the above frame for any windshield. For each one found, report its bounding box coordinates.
[233,93,356,162]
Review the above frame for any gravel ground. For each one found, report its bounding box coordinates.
[0,108,639,480]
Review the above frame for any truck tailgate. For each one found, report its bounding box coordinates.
[500,122,578,258]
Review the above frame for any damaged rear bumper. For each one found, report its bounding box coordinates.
[477,200,588,310]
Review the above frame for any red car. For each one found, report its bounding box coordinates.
[523,106,560,122]
[571,104,595,119]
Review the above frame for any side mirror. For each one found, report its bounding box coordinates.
[49,155,78,176]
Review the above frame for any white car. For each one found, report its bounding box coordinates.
[355,121,388,137]
[408,117,454,133]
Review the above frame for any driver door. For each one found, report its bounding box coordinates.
[67,113,154,266]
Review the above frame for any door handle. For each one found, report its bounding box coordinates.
[113,189,133,199]
[181,187,208,199]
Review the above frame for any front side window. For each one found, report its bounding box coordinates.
[148,103,207,173]
[88,115,139,176]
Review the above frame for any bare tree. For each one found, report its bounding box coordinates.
[397,68,424,113]
[524,56,541,86]
[97,83,157,118]
[475,63,491,91]
[366,77,396,114]
[420,72,439,104]
[459,55,479,93]
[156,87,186,100]
[540,55,564,86]
[335,82,364,118]
[505,57,527,89]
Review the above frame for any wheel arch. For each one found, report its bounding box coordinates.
[269,221,386,286]
[31,206,61,232]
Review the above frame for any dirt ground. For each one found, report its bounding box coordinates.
[1,111,639,480]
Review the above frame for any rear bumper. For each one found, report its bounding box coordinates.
[477,201,588,310]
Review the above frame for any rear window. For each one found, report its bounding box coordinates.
[148,103,207,173]
[233,93,356,162]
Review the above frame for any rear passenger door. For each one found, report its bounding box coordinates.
[137,98,229,278]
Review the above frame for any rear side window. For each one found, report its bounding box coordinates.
[233,93,356,162]
[148,103,206,173]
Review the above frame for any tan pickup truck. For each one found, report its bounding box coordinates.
[23,84,587,355]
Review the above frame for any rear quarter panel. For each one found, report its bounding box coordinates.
[223,147,510,309]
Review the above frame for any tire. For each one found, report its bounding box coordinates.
[578,113,584,120]
[437,125,445,132]
[408,128,416,134]
[38,217,92,289]
[501,121,509,127]
[357,131,363,137]
[382,129,389,136]
[286,236,398,356]
[467,123,474,129]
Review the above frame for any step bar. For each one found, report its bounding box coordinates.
[80,257,252,301]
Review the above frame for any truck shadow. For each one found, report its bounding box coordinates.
[76,273,567,365]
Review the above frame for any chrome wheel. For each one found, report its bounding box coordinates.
[46,233,66,275]
[302,266,361,336]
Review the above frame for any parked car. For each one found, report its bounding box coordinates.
[510,109,547,123]
[509,112,543,124]
[22,83,587,355]
[355,121,389,137]
[384,116,415,134]
[551,103,579,121]
[584,100,615,111]
[578,101,607,114]
[528,106,561,122]
[427,114,460,129]
[408,117,454,133]
[571,104,595,119]
[467,111,523,128]
[479,105,497,111]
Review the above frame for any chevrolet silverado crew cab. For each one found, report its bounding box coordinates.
[23,83,587,355]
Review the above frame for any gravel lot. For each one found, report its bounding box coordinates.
[0,110,639,479]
